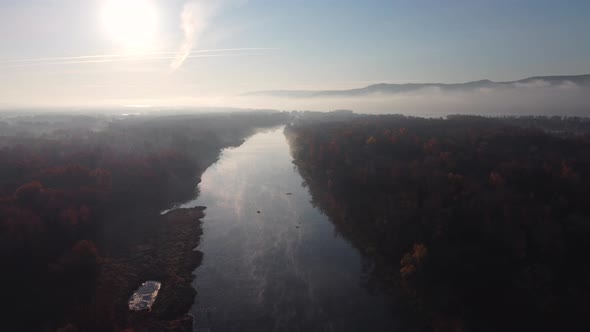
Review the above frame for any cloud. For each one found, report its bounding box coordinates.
[170,1,219,70]
[170,0,251,70]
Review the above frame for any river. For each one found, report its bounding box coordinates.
[175,126,397,332]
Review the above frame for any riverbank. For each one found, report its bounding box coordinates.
[97,207,206,332]
[90,123,291,331]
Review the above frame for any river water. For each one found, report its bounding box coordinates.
[176,127,397,332]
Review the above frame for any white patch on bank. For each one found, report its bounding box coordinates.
[128,280,162,311]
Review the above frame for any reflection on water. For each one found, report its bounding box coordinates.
[178,127,397,331]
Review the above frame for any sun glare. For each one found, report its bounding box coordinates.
[102,0,158,51]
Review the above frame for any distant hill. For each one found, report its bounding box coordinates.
[245,74,590,98]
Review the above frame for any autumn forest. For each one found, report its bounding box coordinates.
[0,112,287,331]
[2,111,590,332]
[286,113,590,332]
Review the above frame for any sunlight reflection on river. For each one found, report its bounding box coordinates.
[176,126,397,332]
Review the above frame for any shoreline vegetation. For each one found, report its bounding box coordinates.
[0,111,288,331]
[286,112,590,332]
[3,110,590,331]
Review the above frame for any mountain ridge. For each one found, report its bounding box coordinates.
[244,74,590,98]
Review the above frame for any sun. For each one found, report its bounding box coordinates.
[102,0,158,51]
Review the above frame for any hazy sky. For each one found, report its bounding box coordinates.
[0,0,589,108]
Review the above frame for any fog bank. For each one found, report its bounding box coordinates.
[230,85,590,117]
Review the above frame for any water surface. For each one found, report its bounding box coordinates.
[177,127,397,332]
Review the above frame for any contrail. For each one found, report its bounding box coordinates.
[0,53,270,69]
[0,48,277,64]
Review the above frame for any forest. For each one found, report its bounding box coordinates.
[286,113,590,332]
[0,111,288,332]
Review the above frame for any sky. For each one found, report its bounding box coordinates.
[0,0,589,108]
